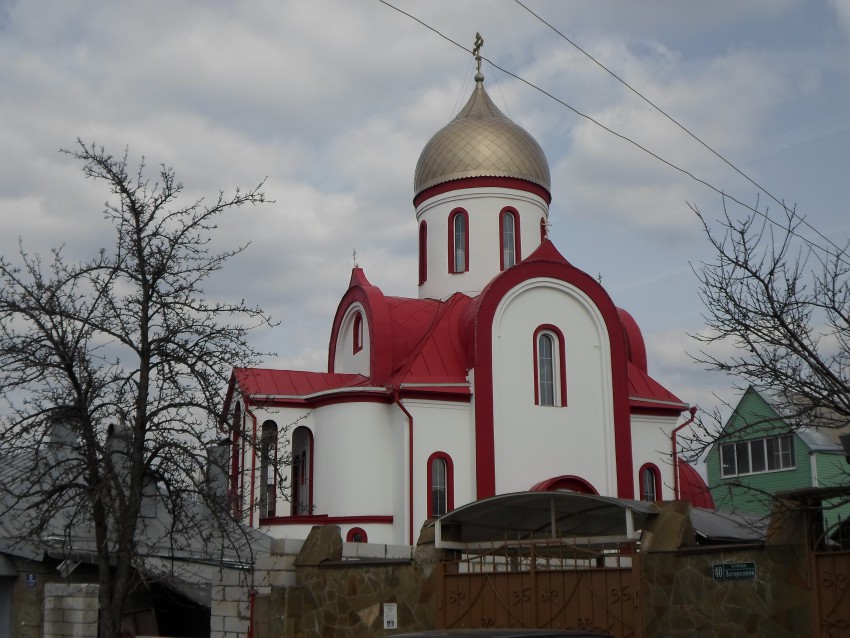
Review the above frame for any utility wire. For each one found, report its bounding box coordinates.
[378,0,849,265]
[512,0,846,258]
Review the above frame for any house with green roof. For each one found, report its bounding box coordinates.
[706,386,850,538]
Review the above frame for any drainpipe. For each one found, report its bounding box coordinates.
[671,406,698,500]
[393,386,415,546]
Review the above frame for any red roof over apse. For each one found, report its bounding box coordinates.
[233,367,370,398]
[678,459,715,509]
[390,293,473,385]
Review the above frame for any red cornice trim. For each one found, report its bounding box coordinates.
[414,176,552,207]
[259,515,394,525]
[248,391,392,409]
[471,257,634,499]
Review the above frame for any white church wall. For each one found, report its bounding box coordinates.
[630,413,679,500]
[333,302,370,375]
[490,278,618,496]
[415,187,548,300]
[404,399,474,530]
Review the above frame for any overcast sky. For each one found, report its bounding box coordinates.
[2,0,849,429]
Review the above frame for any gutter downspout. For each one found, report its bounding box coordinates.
[671,406,698,500]
[393,386,415,546]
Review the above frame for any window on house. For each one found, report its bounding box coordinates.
[720,434,795,477]
[500,208,520,269]
[448,210,468,273]
[230,402,242,518]
[534,326,567,407]
[640,464,660,502]
[291,426,313,515]
[427,452,454,518]
[352,312,363,354]
[259,420,278,518]
[418,221,428,285]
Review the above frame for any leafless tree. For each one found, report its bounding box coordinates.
[0,140,272,638]
[691,198,850,431]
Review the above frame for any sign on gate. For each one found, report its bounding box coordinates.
[712,562,756,581]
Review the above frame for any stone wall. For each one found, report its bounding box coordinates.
[641,545,811,637]
[274,526,441,638]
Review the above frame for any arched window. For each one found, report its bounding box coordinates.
[448,209,469,273]
[639,464,661,502]
[230,402,242,518]
[540,217,547,242]
[352,312,363,354]
[418,221,428,285]
[533,325,568,407]
[427,452,454,518]
[291,427,313,516]
[346,527,368,543]
[500,208,521,270]
[259,420,278,519]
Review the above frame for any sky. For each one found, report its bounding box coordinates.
[1,0,849,436]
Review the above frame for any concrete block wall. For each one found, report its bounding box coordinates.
[43,583,98,638]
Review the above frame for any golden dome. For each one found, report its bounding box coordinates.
[414,74,551,198]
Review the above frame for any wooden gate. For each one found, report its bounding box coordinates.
[439,539,642,637]
[812,549,850,637]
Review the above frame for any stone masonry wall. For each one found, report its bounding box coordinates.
[641,545,811,638]
[275,526,441,638]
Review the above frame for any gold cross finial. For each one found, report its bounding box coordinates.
[352,248,359,269]
[473,33,484,73]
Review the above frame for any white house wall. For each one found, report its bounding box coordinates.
[490,278,617,495]
[415,187,548,300]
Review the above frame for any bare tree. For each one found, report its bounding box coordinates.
[0,140,271,638]
[690,198,850,432]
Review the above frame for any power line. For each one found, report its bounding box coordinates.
[512,0,846,259]
[377,0,848,265]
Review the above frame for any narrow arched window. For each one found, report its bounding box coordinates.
[540,217,547,242]
[352,312,363,354]
[448,209,469,273]
[427,452,454,518]
[259,420,278,518]
[639,464,661,502]
[533,325,567,407]
[346,527,368,543]
[418,221,428,285]
[230,402,242,518]
[291,427,313,516]
[538,334,555,406]
[500,208,521,270]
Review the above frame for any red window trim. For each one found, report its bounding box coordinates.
[639,463,662,501]
[426,451,454,518]
[532,324,568,407]
[418,220,428,285]
[499,207,521,270]
[352,312,363,354]
[447,208,469,274]
[346,527,368,543]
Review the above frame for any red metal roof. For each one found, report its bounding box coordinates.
[233,367,371,398]
[678,459,716,509]
[628,362,687,413]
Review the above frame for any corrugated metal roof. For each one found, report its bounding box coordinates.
[234,368,371,398]
[628,362,687,412]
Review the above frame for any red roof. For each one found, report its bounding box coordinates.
[628,362,687,414]
[233,367,371,398]
[678,459,715,509]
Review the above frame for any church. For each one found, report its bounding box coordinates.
[221,60,711,546]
